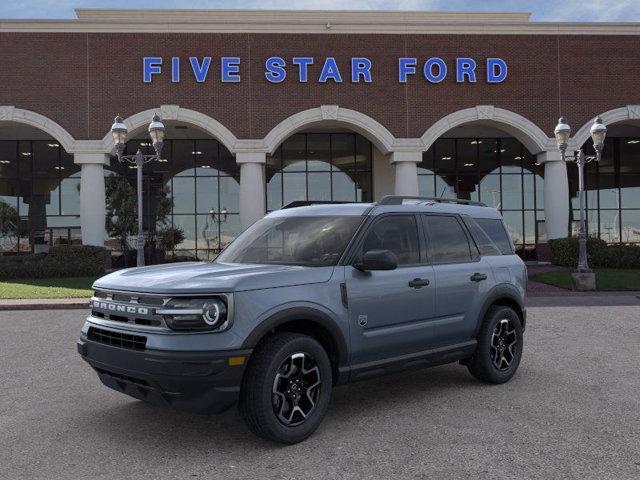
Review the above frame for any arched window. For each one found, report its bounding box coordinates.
[107,137,240,264]
[0,139,80,253]
[266,133,373,211]
[419,137,544,259]
[570,135,640,244]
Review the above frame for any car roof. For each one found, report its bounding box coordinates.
[266,198,504,220]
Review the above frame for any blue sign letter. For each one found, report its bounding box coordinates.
[143,57,162,83]
[319,57,342,83]
[292,57,314,82]
[265,57,287,83]
[221,57,241,83]
[351,58,372,83]
[486,58,508,83]
[189,57,211,83]
[171,57,180,83]
[423,57,447,83]
[398,58,416,83]
[456,58,477,83]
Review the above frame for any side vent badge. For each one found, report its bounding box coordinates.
[358,314,368,327]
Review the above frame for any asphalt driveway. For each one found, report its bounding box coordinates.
[1,307,639,480]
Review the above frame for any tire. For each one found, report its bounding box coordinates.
[467,306,524,384]
[238,332,332,444]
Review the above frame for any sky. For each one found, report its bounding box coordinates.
[0,0,639,22]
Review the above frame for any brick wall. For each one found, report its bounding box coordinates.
[0,32,638,142]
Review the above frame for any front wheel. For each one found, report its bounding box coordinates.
[467,306,524,384]
[239,332,332,444]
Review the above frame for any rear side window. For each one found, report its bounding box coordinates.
[422,215,472,263]
[462,217,502,256]
[475,218,514,254]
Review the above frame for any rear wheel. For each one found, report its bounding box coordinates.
[239,332,332,444]
[467,306,523,384]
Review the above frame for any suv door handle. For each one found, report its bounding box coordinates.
[408,278,430,288]
[470,272,488,282]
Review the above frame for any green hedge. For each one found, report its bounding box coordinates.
[0,245,108,280]
[549,237,640,269]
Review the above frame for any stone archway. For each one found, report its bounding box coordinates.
[420,105,552,155]
[263,105,397,155]
[0,106,76,153]
[100,105,239,155]
[572,105,640,149]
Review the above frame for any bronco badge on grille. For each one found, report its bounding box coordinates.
[91,300,150,315]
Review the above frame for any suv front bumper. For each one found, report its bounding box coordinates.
[77,335,251,414]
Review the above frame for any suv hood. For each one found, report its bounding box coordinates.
[93,262,335,295]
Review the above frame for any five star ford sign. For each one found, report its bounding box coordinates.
[142,56,508,84]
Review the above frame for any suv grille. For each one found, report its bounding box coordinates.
[87,326,147,351]
[90,290,167,329]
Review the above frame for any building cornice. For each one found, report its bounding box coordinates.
[0,9,638,35]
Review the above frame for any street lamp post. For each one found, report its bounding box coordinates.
[111,114,165,267]
[553,116,607,289]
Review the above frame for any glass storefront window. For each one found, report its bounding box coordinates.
[419,137,544,257]
[266,133,373,210]
[106,138,240,263]
[0,139,81,253]
[571,136,640,244]
[621,210,640,243]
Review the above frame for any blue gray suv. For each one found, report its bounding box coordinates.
[78,196,526,444]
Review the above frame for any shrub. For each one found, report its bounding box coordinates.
[549,237,640,269]
[597,244,640,269]
[0,245,107,280]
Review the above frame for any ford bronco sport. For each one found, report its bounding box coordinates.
[78,196,526,444]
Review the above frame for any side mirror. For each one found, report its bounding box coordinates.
[355,249,398,271]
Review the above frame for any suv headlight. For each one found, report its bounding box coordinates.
[157,298,229,331]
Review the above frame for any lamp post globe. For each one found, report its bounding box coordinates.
[554,117,571,155]
[110,115,128,157]
[148,114,165,157]
[590,116,607,156]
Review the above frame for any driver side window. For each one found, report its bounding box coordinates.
[360,215,420,265]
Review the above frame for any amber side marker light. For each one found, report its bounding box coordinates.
[228,356,246,366]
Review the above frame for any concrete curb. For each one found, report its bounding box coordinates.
[0,299,89,311]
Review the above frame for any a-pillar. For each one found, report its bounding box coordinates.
[75,153,109,246]
[237,151,266,231]
[538,151,569,239]
[391,150,422,196]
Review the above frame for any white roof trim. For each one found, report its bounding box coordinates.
[0,9,638,34]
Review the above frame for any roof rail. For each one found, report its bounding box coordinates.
[377,196,487,207]
[281,200,361,209]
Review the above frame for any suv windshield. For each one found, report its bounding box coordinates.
[216,215,364,267]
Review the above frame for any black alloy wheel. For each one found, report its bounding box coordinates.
[490,318,518,371]
[239,332,332,444]
[271,352,322,426]
[467,305,524,384]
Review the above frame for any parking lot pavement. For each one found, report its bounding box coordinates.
[1,307,639,480]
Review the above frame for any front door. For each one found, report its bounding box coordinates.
[345,214,436,366]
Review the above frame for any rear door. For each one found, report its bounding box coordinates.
[421,214,493,345]
[345,214,436,365]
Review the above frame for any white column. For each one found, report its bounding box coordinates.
[390,151,422,196]
[538,151,569,240]
[237,152,266,231]
[75,153,109,246]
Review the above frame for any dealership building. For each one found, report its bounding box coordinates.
[0,9,639,262]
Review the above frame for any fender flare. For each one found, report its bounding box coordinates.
[475,284,526,335]
[241,306,349,368]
